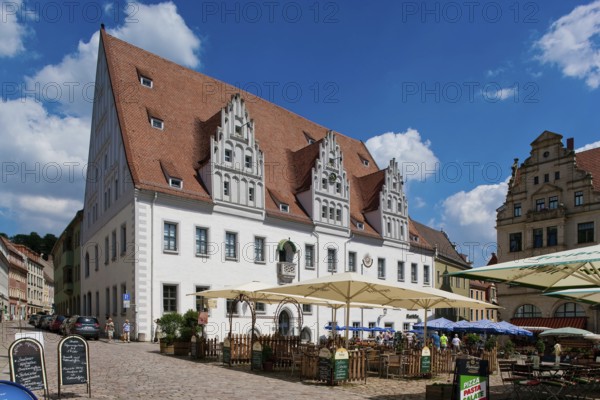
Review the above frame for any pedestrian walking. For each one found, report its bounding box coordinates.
[432,331,441,351]
[123,319,131,343]
[440,332,448,351]
[553,340,562,366]
[105,317,115,342]
[452,334,461,353]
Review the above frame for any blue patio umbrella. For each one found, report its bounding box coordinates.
[324,324,343,331]
[497,321,533,337]
[453,319,506,334]
[414,317,456,331]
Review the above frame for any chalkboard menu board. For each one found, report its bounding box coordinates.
[222,338,231,365]
[318,348,332,382]
[420,346,431,374]
[251,342,262,370]
[59,336,89,385]
[333,348,349,382]
[8,338,47,393]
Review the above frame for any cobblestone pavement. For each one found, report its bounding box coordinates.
[0,321,508,399]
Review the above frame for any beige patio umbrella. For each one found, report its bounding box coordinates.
[451,244,600,291]
[260,272,495,342]
[543,287,600,304]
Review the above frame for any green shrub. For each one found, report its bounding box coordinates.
[484,335,497,351]
[503,339,515,357]
[262,344,274,362]
[158,313,184,345]
[535,339,545,355]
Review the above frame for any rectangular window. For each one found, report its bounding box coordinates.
[280,204,289,213]
[255,302,266,313]
[555,171,560,180]
[403,322,410,332]
[105,287,110,317]
[327,248,337,272]
[578,222,594,244]
[163,222,177,252]
[352,321,360,339]
[195,286,210,315]
[248,187,254,202]
[547,226,558,247]
[424,265,430,285]
[140,76,153,88]
[163,284,177,313]
[111,230,117,260]
[509,232,522,252]
[254,237,265,262]
[321,206,327,219]
[115,179,119,200]
[245,155,252,168]
[151,118,164,130]
[195,227,208,256]
[305,245,314,269]
[224,149,232,162]
[169,178,182,189]
[95,291,99,317]
[575,191,584,206]
[120,284,126,314]
[225,232,237,259]
[336,209,341,222]
[411,263,418,283]
[368,322,376,338]
[94,245,99,271]
[120,224,126,255]
[544,173,549,183]
[112,285,118,315]
[226,299,238,316]
[347,252,356,272]
[548,196,558,209]
[514,203,521,217]
[536,198,545,211]
[302,304,312,314]
[377,258,385,279]
[223,181,230,196]
[104,236,109,265]
[534,176,539,184]
[329,207,334,220]
[533,228,543,248]
[336,182,341,193]
[322,178,327,189]
[398,261,405,282]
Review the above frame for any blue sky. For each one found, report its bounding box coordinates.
[1,0,600,266]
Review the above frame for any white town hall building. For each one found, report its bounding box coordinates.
[80,28,436,341]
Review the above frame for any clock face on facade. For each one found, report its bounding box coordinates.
[362,254,373,268]
[328,172,337,184]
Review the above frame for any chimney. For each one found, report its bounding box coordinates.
[567,137,574,150]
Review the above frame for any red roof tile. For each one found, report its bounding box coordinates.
[101,30,386,237]
[576,147,600,192]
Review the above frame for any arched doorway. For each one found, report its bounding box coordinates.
[277,240,297,263]
[278,310,291,336]
[300,327,312,343]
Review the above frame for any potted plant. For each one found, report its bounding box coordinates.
[174,310,200,356]
[158,312,183,355]
[535,339,545,356]
[503,339,515,359]
[262,343,274,371]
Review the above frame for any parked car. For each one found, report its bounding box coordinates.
[38,315,53,330]
[35,315,52,329]
[28,315,40,326]
[67,316,100,340]
[50,315,66,333]
[59,316,73,336]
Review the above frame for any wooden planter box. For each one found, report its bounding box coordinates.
[174,342,190,356]
[426,384,453,400]
[160,342,174,355]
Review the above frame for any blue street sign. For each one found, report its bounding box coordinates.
[123,293,130,301]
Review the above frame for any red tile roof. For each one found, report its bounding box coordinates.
[510,317,587,331]
[576,147,600,192]
[101,30,387,237]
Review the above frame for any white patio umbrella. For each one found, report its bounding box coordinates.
[539,327,594,338]
[451,244,600,291]
[260,272,496,341]
[543,287,600,304]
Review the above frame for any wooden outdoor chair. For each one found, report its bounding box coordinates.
[383,355,403,379]
[290,352,303,377]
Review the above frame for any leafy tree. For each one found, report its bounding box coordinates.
[10,232,57,259]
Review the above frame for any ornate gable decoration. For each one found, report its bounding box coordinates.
[380,158,408,241]
[204,94,265,210]
[312,131,350,227]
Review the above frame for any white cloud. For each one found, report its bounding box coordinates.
[576,140,600,152]
[483,86,516,102]
[0,0,26,57]
[365,128,440,181]
[534,0,600,89]
[436,179,509,266]
[412,197,426,209]
[26,1,201,117]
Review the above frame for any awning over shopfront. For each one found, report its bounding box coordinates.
[510,317,587,331]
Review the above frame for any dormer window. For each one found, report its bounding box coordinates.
[169,178,182,189]
[280,203,289,213]
[140,76,153,88]
[303,131,316,144]
[356,222,364,230]
[224,149,232,163]
[308,138,315,144]
[151,118,164,130]
[360,157,369,167]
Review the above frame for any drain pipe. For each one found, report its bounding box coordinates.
[149,191,158,340]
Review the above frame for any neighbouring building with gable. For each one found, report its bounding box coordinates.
[80,28,435,341]
[495,131,600,332]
